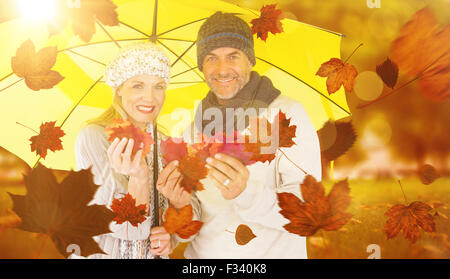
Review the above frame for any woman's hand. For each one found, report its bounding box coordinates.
[107,137,150,207]
[107,137,149,181]
[156,160,191,209]
[149,226,173,256]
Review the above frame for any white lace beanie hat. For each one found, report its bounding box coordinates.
[104,42,171,89]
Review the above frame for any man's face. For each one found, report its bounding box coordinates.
[202,47,253,100]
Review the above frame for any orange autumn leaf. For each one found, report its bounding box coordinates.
[11,40,64,91]
[105,118,154,158]
[390,7,450,102]
[277,175,352,236]
[178,155,208,193]
[29,121,66,159]
[235,224,256,245]
[251,4,285,41]
[111,193,146,227]
[276,111,297,148]
[384,201,436,243]
[316,58,358,95]
[49,0,119,42]
[163,205,203,239]
[160,137,188,166]
[8,164,115,258]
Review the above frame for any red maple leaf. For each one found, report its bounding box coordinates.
[277,175,352,236]
[244,117,276,164]
[251,4,285,41]
[178,155,208,193]
[160,137,188,166]
[29,121,65,159]
[111,193,146,227]
[11,40,64,91]
[384,201,436,243]
[276,111,297,148]
[105,118,154,158]
[8,164,115,258]
[163,205,203,239]
[316,58,358,95]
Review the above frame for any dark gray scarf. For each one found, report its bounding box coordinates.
[194,71,281,137]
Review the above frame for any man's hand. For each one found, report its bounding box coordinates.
[206,153,250,200]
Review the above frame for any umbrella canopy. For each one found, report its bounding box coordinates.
[0,0,351,171]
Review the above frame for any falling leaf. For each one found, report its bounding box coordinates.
[8,164,115,258]
[277,175,352,236]
[111,193,146,227]
[11,40,64,91]
[29,121,65,159]
[163,205,203,239]
[49,0,119,42]
[178,155,208,193]
[316,58,358,95]
[105,118,154,158]
[318,120,357,161]
[418,164,440,185]
[160,137,188,167]
[390,7,450,102]
[376,58,399,88]
[384,201,436,243]
[235,224,256,245]
[250,4,285,41]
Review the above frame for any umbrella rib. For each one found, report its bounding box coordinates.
[58,38,149,53]
[31,76,103,169]
[66,50,107,66]
[171,41,196,67]
[0,78,23,93]
[157,18,209,37]
[158,37,196,43]
[157,39,205,82]
[171,67,200,79]
[118,21,151,37]
[170,81,204,85]
[256,57,352,116]
[0,72,14,83]
[96,20,121,48]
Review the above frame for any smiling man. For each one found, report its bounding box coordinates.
[158,12,322,259]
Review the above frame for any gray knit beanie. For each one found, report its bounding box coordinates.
[197,12,255,71]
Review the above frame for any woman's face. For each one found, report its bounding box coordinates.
[117,74,167,128]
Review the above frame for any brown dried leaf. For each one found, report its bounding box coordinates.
[376,57,399,88]
[235,224,256,245]
[418,164,440,185]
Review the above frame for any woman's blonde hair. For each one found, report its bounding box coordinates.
[85,85,127,128]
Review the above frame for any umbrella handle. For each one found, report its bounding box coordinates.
[152,122,161,259]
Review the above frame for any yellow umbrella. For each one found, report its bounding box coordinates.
[0,0,351,171]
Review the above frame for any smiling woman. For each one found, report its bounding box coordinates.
[73,42,175,259]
